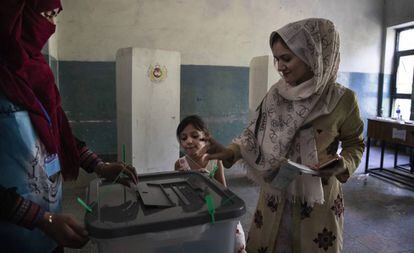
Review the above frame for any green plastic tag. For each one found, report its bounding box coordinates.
[209,164,218,179]
[77,197,92,213]
[205,194,215,223]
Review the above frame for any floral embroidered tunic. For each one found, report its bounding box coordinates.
[230,87,364,253]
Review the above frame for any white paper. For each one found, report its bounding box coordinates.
[270,164,300,190]
[285,160,320,175]
[392,128,406,141]
[270,160,319,190]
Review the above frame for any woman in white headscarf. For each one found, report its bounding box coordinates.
[206,18,364,252]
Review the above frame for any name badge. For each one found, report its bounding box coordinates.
[44,154,61,177]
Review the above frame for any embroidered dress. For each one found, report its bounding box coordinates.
[245,89,363,252]
[177,156,217,174]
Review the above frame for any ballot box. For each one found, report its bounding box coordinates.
[84,171,246,253]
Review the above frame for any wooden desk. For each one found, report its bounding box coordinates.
[365,118,414,188]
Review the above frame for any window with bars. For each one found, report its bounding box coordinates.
[391,27,414,120]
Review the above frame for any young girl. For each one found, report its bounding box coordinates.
[175,115,246,253]
[175,115,226,185]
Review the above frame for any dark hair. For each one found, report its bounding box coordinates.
[176,115,209,137]
[270,32,289,49]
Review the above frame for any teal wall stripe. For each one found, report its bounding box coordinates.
[58,61,385,155]
[59,61,116,154]
[338,72,378,119]
[180,65,249,146]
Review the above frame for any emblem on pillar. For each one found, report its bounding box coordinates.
[148,64,167,82]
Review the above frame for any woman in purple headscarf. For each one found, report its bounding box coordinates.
[0,1,138,252]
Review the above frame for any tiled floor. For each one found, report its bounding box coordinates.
[63,146,414,252]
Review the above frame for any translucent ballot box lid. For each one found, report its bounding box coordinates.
[84,171,246,239]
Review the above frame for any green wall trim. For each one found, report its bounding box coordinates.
[59,61,385,155]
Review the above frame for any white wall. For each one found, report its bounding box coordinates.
[58,0,383,73]
[48,32,59,59]
[382,28,396,75]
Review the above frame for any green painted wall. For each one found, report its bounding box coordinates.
[59,61,117,154]
[59,62,249,155]
[59,61,383,155]
[180,65,249,146]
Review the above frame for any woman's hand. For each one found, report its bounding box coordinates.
[203,137,235,167]
[193,136,235,167]
[205,148,235,162]
[95,162,138,185]
[36,212,89,249]
[317,157,346,178]
[195,136,232,158]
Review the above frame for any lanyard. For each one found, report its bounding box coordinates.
[35,98,52,127]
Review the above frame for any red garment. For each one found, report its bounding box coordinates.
[0,0,80,180]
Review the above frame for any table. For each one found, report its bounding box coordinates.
[365,118,414,188]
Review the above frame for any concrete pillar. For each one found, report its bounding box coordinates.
[116,47,180,173]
